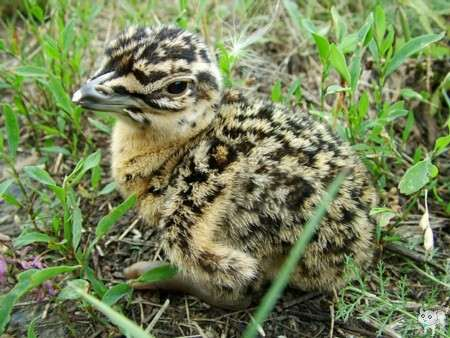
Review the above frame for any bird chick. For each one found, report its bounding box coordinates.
[72,26,377,309]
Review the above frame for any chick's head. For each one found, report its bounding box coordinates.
[73,26,222,131]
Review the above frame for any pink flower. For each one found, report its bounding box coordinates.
[44,281,57,296]
[18,254,56,299]
[20,255,45,270]
[0,255,7,284]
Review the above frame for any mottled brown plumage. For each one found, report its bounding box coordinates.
[72,26,377,309]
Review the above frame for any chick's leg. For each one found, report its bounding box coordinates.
[124,260,252,310]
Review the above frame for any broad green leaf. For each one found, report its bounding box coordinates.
[312,33,330,65]
[0,179,14,195]
[83,150,101,172]
[399,159,436,195]
[271,81,282,102]
[136,264,178,284]
[285,79,302,104]
[28,1,44,22]
[0,192,21,207]
[66,151,101,186]
[282,0,304,34]
[72,206,83,251]
[0,81,10,90]
[282,0,321,36]
[95,194,137,240]
[91,165,102,189]
[429,164,439,178]
[62,20,76,53]
[85,266,108,297]
[27,319,38,338]
[41,146,71,156]
[88,117,112,134]
[102,283,132,306]
[380,26,395,57]
[368,39,379,63]
[339,32,359,54]
[70,287,154,338]
[0,266,78,334]
[20,265,79,288]
[242,172,347,338]
[49,185,66,204]
[370,207,396,227]
[385,32,445,77]
[42,36,59,60]
[402,111,415,142]
[433,135,450,155]
[23,166,56,186]
[14,231,54,248]
[401,88,425,101]
[405,0,447,31]
[349,49,362,92]
[357,14,373,47]
[358,92,369,119]
[3,104,20,159]
[385,101,408,121]
[99,182,117,195]
[325,85,349,96]
[329,44,351,84]
[331,6,347,43]
[47,77,72,113]
[15,66,48,78]
[58,279,89,300]
[374,4,386,47]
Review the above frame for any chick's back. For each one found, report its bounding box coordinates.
[158,94,377,291]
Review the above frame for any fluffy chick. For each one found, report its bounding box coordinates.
[72,26,377,309]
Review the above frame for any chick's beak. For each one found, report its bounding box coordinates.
[72,71,139,112]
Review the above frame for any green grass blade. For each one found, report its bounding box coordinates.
[136,264,178,284]
[101,283,132,306]
[23,166,56,186]
[242,171,347,338]
[384,32,445,77]
[27,319,38,338]
[329,44,351,84]
[0,266,79,334]
[312,33,330,65]
[398,158,437,195]
[374,4,386,48]
[3,104,20,160]
[72,206,83,251]
[95,194,137,240]
[71,286,155,338]
[14,231,55,248]
[15,66,48,78]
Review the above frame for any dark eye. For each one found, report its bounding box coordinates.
[428,315,432,319]
[166,81,188,95]
[421,314,425,318]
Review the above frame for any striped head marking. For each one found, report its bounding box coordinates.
[72,26,222,127]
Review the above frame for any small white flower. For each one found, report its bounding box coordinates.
[424,227,434,251]
[419,209,429,231]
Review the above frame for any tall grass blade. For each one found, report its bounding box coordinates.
[384,32,445,77]
[95,194,137,240]
[71,286,155,338]
[3,104,20,160]
[0,266,79,334]
[242,171,348,338]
